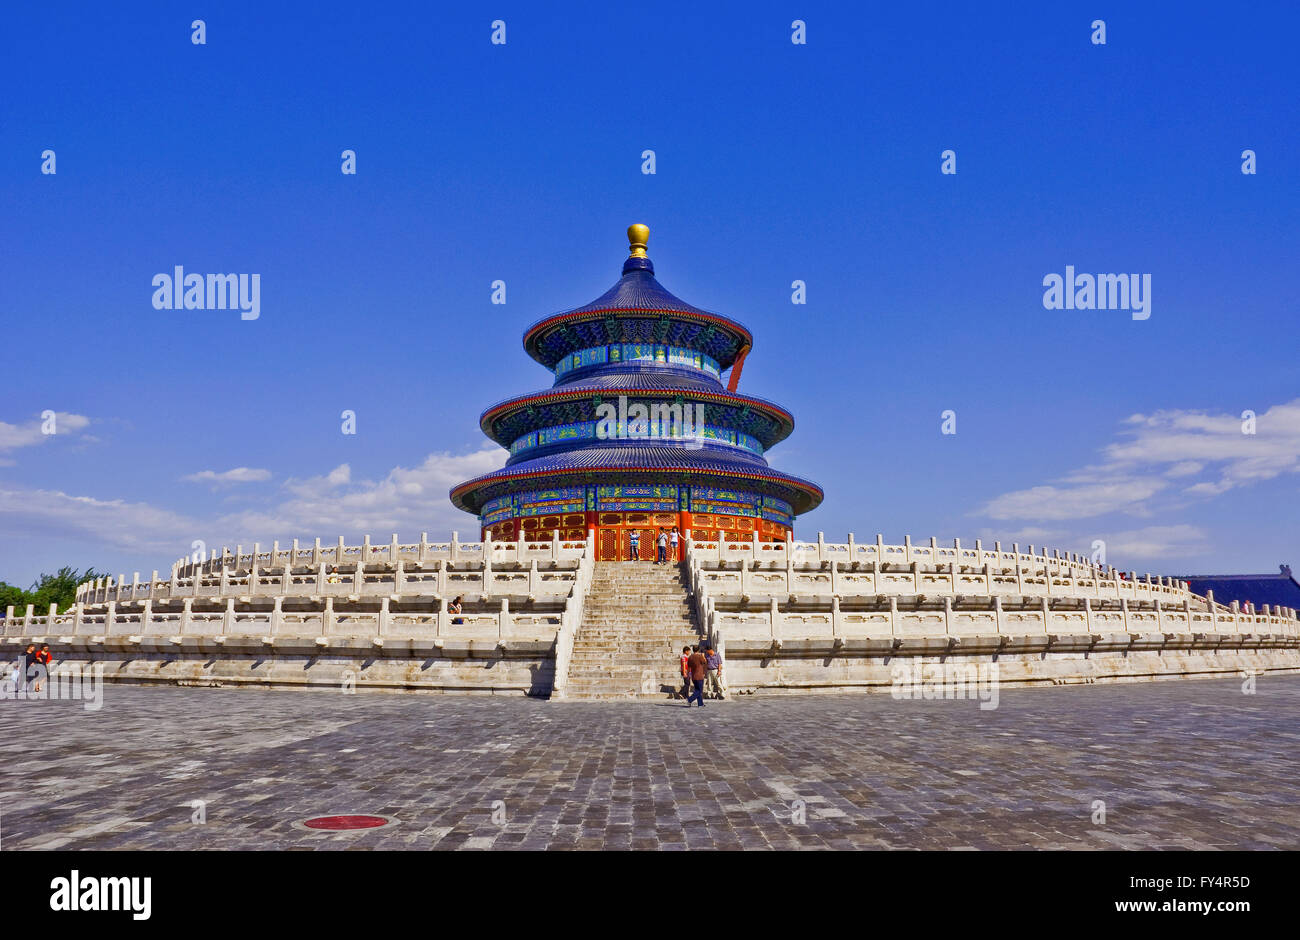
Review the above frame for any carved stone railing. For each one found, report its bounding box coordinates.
[549,533,597,699]
[6,534,599,650]
[686,534,1300,653]
[74,533,588,606]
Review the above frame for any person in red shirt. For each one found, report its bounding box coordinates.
[33,644,52,693]
[685,646,708,707]
[679,646,692,700]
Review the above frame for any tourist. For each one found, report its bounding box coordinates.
[679,645,692,700]
[326,566,342,584]
[669,526,679,562]
[685,645,708,707]
[657,529,668,565]
[629,528,641,561]
[19,644,37,693]
[449,596,464,625]
[705,645,725,700]
[32,644,52,693]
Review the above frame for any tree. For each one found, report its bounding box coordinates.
[0,567,105,615]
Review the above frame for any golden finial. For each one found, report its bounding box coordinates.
[627,223,650,258]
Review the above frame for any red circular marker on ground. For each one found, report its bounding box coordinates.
[300,814,392,831]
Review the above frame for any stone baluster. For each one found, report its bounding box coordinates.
[271,596,283,634]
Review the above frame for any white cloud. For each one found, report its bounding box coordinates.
[224,447,502,544]
[182,467,272,485]
[981,478,1166,521]
[1097,524,1210,561]
[0,445,504,571]
[0,487,199,555]
[978,399,1300,522]
[0,412,92,456]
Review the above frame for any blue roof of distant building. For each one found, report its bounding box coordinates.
[1176,566,1300,610]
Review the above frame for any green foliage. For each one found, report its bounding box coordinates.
[0,567,104,616]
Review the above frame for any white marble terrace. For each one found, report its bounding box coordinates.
[687,533,1300,645]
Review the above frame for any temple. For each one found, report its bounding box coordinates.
[450,225,822,561]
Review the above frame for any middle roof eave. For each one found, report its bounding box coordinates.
[478,381,796,447]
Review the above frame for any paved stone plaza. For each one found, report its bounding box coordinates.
[2,676,1298,850]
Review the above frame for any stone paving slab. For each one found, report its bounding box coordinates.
[1,676,1298,850]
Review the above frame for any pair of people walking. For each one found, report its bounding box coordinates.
[679,643,724,706]
[14,644,51,693]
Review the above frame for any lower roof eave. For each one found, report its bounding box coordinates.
[450,465,823,516]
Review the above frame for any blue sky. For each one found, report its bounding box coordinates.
[1,1,1297,586]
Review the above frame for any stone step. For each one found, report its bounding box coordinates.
[561,561,703,699]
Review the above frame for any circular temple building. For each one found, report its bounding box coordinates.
[450,224,823,561]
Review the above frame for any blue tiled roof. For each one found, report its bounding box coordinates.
[479,380,796,450]
[1176,568,1300,610]
[554,370,724,394]
[565,266,720,318]
[523,267,752,370]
